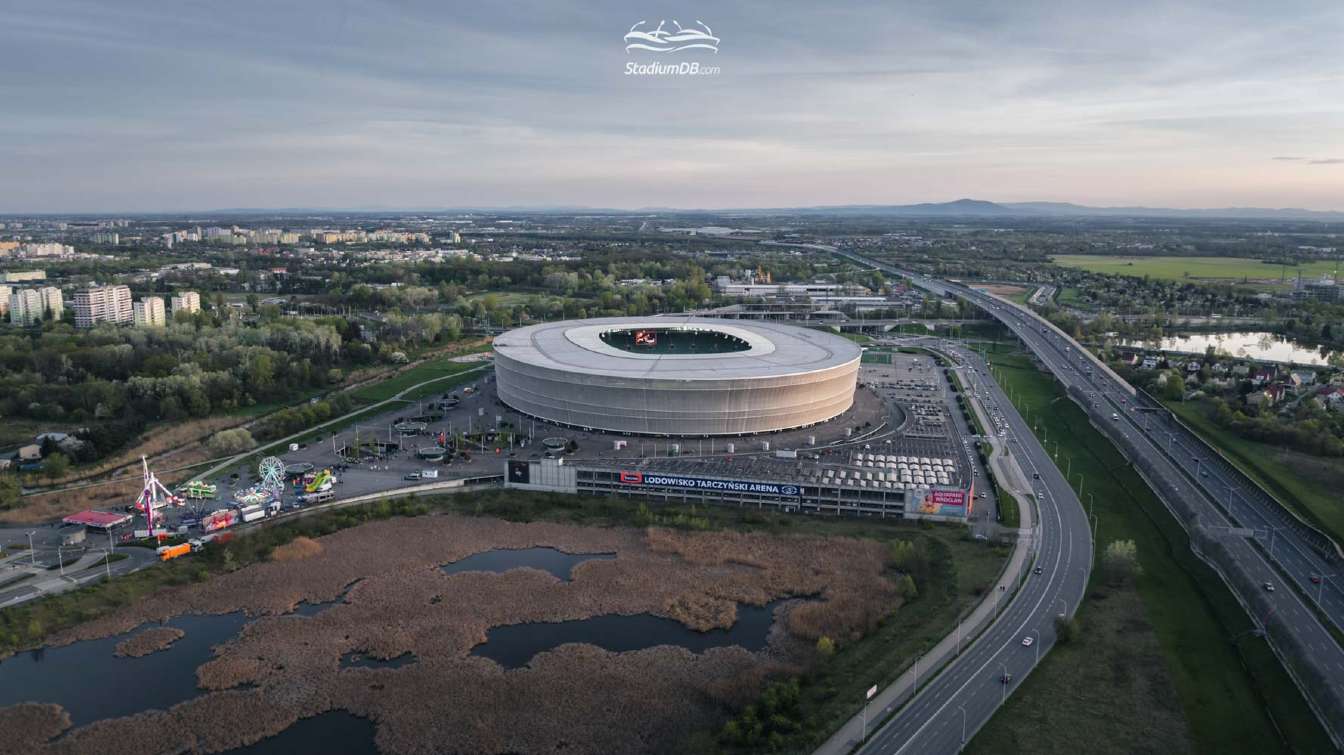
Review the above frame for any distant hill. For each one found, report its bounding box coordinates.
[753,199,1344,221]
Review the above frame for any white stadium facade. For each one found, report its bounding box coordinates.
[492,317,862,436]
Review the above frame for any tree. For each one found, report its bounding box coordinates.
[0,474,20,511]
[207,428,257,456]
[1054,614,1081,644]
[1102,539,1141,585]
[816,636,836,657]
[42,453,70,480]
[1163,371,1186,401]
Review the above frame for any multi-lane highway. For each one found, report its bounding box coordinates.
[853,341,1091,754]
[835,247,1344,747]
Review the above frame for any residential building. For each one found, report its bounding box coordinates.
[39,287,63,320]
[73,284,133,328]
[8,286,62,325]
[0,284,8,316]
[3,270,46,282]
[170,291,201,314]
[9,288,41,325]
[133,296,167,327]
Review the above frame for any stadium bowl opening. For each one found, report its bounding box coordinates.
[492,317,862,437]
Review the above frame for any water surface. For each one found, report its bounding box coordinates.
[1120,331,1335,366]
[227,710,377,754]
[473,600,780,669]
[0,612,248,726]
[441,547,615,582]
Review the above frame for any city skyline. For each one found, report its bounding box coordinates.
[3,0,1342,213]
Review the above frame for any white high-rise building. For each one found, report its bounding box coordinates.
[39,287,62,320]
[133,296,167,327]
[10,288,42,326]
[170,291,201,315]
[74,285,133,328]
[0,285,10,317]
[9,286,62,325]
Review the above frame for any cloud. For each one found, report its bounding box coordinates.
[1309,158,1344,165]
[1,0,1343,211]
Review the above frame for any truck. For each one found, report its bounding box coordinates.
[421,469,439,479]
[238,504,267,523]
[300,489,334,505]
[157,543,191,561]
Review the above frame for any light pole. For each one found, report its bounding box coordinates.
[57,544,65,577]
[97,548,112,579]
[26,530,36,566]
[1000,663,1009,703]
[1056,597,1068,618]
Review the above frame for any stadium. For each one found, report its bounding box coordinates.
[492,317,862,436]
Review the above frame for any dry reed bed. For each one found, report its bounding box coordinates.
[112,626,185,658]
[14,515,900,754]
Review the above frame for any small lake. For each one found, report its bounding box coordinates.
[473,601,780,670]
[1121,331,1336,366]
[228,710,377,754]
[0,612,248,727]
[340,650,416,670]
[441,547,615,581]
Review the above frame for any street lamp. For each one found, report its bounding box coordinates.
[96,548,112,579]
[26,530,36,566]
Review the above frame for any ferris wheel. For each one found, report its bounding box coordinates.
[258,456,286,496]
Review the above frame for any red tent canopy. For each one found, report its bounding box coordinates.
[62,510,133,529]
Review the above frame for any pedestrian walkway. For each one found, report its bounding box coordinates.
[814,379,1036,755]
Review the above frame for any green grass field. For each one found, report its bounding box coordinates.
[1165,399,1344,548]
[350,357,483,403]
[970,346,1331,754]
[1052,255,1339,285]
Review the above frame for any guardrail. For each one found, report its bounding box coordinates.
[1134,386,1343,562]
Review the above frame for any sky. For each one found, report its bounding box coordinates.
[2,0,1343,212]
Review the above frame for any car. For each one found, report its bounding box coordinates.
[1021,636,1034,647]
[1262,581,1275,592]
[1032,472,1041,479]
[1033,566,1042,575]
[403,472,421,481]
[1310,575,1322,584]
[1000,672,1013,684]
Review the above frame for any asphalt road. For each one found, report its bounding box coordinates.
[960,290,1344,703]
[834,247,1344,744]
[853,341,1091,755]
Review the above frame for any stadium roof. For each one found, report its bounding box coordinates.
[492,316,860,381]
